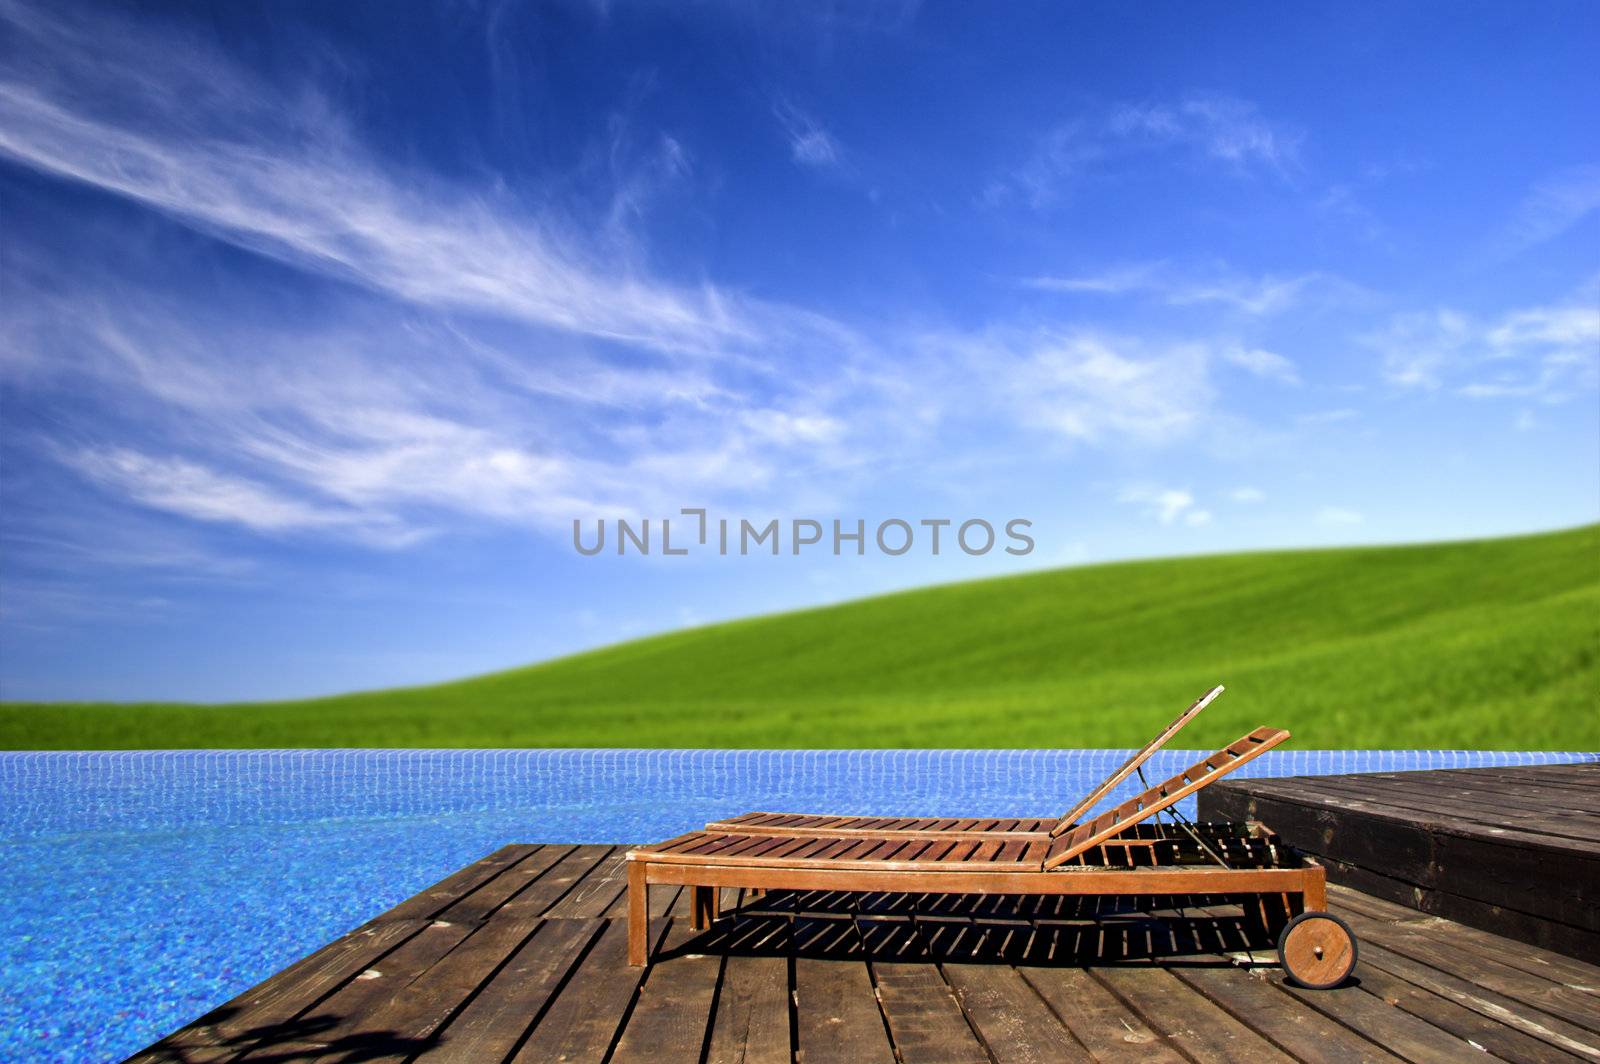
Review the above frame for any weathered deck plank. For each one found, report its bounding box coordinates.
[1169,965,1403,1064]
[410,917,600,1062]
[610,917,722,1062]
[792,915,896,1064]
[1290,958,1587,1064]
[509,917,667,1062]
[705,952,791,1064]
[866,920,990,1064]
[1354,942,1600,1060]
[944,962,1095,1063]
[1020,965,1179,1062]
[1094,965,1295,1063]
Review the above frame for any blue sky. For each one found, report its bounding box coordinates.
[2,0,1597,702]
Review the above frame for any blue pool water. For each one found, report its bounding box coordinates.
[1,748,1594,1062]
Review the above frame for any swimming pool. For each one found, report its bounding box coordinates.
[1,748,1594,1062]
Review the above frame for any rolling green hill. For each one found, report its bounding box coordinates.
[4,524,1598,750]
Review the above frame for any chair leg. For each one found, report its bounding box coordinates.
[692,884,716,930]
[1302,865,1328,912]
[628,862,649,966]
[1257,892,1293,941]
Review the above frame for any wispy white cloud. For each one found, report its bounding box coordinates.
[989,94,1301,208]
[774,100,843,169]
[739,409,846,446]
[1297,408,1360,425]
[1021,263,1163,295]
[602,128,695,242]
[1220,346,1301,385]
[1168,276,1332,317]
[67,447,420,545]
[5,277,898,545]
[1316,506,1363,525]
[1494,163,1600,257]
[1108,95,1301,173]
[946,332,1214,446]
[1367,280,1600,402]
[1315,183,1390,245]
[925,325,1314,454]
[1024,263,1364,319]
[1229,486,1266,503]
[1368,308,1473,389]
[1118,485,1210,527]
[0,511,255,581]
[1486,299,1600,351]
[983,119,1104,208]
[0,0,755,356]
[0,579,181,632]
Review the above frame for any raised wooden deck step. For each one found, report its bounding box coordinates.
[129,838,1600,1062]
[1200,760,1600,962]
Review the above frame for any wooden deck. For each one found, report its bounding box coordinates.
[130,840,1600,1062]
[1201,760,1600,961]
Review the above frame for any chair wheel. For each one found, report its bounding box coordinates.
[1278,911,1358,989]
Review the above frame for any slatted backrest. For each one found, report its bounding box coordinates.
[1043,726,1289,868]
[1048,685,1225,838]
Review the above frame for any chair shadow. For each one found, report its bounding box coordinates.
[667,889,1288,969]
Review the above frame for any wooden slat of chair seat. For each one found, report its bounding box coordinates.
[1043,727,1290,869]
[742,836,813,861]
[812,837,860,860]
[700,813,1058,840]
[633,831,1054,872]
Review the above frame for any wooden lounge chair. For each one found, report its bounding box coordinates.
[626,726,1360,989]
[704,685,1225,841]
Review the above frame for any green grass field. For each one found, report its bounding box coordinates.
[4,524,1597,750]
